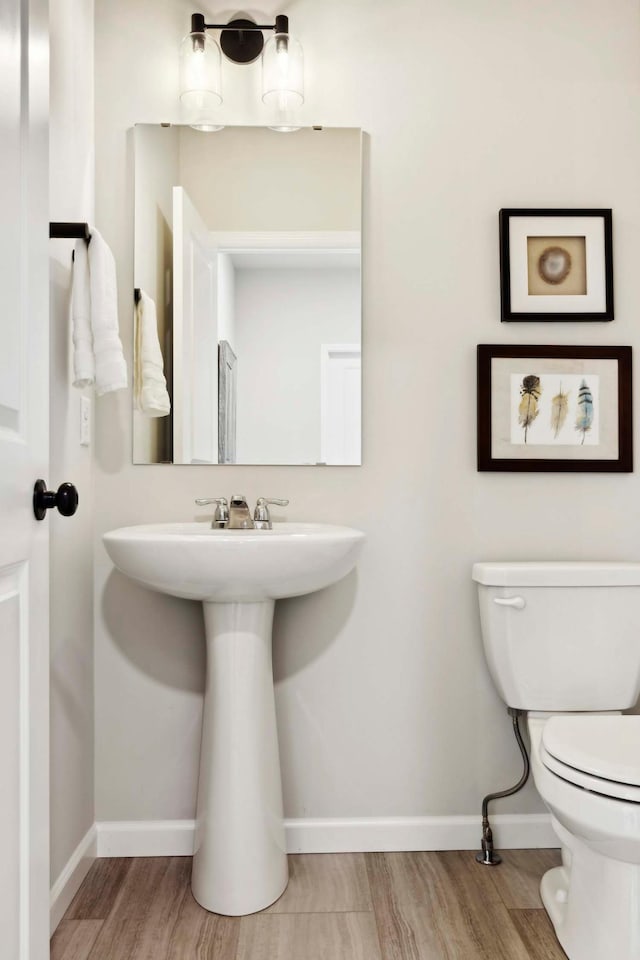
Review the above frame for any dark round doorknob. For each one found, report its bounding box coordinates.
[33,480,79,521]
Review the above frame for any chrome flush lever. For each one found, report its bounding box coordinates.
[254,498,289,530]
[493,596,526,610]
[195,497,229,529]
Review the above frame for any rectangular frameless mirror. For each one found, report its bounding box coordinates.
[133,124,362,465]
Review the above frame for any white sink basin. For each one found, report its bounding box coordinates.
[103,521,365,602]
[102,519,365,918]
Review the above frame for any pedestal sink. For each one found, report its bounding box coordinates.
[103,521,365,916]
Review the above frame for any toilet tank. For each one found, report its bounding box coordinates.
[473,562,640,711]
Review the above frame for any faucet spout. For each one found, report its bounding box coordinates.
[228,494,254,529]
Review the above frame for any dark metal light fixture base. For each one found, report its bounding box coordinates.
[221,19,264,63]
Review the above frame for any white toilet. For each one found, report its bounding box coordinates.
[473,561,640,960]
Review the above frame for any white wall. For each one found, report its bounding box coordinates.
[49,0,95,883]
[94,0,640,826]
[235,266,360,464]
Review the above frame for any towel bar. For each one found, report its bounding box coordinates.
[49,221,91,241]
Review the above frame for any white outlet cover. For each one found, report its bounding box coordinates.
[80,395,91,446]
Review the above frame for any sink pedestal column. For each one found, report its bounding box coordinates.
[191,600,288,916]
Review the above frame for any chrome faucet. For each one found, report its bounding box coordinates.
[228,494,254,529]
[195,495,289,530]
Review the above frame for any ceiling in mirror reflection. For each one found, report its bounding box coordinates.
[133,125,362,466]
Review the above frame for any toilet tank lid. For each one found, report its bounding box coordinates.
[472,561,640,587]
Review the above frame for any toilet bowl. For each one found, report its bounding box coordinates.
[472,562,640,960]
[528,715,640,960]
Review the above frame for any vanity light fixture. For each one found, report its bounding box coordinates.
[179,12,304,131]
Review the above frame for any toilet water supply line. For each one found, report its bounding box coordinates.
[476,707,530,866]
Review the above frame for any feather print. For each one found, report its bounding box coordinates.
[551,382,569,439]
[576,379,594,445]
[518,374,542,443]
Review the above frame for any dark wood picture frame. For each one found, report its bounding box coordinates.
[477,344,632,472]
[499,208,614,322]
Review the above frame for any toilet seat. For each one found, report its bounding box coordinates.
[541,715,640,803]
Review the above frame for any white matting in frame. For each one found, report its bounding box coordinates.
[491,356,619,461]
[509,215,607,314]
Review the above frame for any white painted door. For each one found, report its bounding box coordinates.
[173,187,218,464]
[320,345,362,465]
[0,0,50,957]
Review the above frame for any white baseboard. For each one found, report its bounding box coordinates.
[50,815,557,933]
[50,824,97,936]
[284,814,556,853]
[95,813,556,859]
[96,819,196,857]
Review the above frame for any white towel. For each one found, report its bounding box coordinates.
[134,290,171,417]
[71,226,127,395]
[71,240,94,388]
[88,228,128,396]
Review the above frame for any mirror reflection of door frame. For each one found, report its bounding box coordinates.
[212,231,361,467]
[320,344,362,465]
[175,226,361,465]
[173,186,219,464]
[209,230,360,253]
[218,340,237,464]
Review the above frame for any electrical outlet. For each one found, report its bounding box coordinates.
[80,396,91,446]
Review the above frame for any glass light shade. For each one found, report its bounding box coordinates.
[262,31,304,111]
[179,31,223,131]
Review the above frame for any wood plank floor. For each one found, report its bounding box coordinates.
[52,850,567,960]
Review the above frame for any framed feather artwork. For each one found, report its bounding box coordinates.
[477,345,632,472]
[499,209,614,321]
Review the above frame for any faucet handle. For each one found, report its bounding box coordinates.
[254,498,289,528]
[195,497,229,528]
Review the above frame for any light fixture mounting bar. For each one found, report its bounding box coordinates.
[204,21,278,30]
[190,12,289,64]
[191,13,288,33]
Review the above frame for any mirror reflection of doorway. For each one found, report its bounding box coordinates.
[320,344,361,465]
[175,214,360,465]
